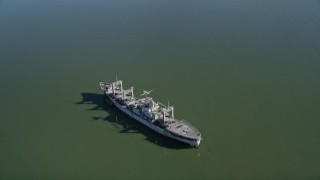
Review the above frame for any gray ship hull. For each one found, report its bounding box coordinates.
[105,94,201,147]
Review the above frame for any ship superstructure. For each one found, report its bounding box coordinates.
[100,80,201,147]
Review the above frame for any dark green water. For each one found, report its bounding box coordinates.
[1,0,320,178]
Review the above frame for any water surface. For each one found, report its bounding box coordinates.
[1,0,320,178]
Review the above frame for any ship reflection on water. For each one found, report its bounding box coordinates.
[77,92,192,149]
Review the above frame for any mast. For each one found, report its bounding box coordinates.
[163,110,166,124]
[112,83,115,95]
[171,106,174,119]
[119,80,123,91]
[131,87,134,99]
[168,101,174,119]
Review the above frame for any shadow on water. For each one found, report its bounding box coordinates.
[76,92,192,149]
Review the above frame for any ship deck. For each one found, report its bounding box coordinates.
[166,120,201,139]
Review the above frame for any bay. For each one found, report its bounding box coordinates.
[1,0,320,178]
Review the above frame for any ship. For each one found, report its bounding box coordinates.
[99,79,202,147]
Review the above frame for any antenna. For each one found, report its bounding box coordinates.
[116,75,118,81]
[140,90,153,98]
